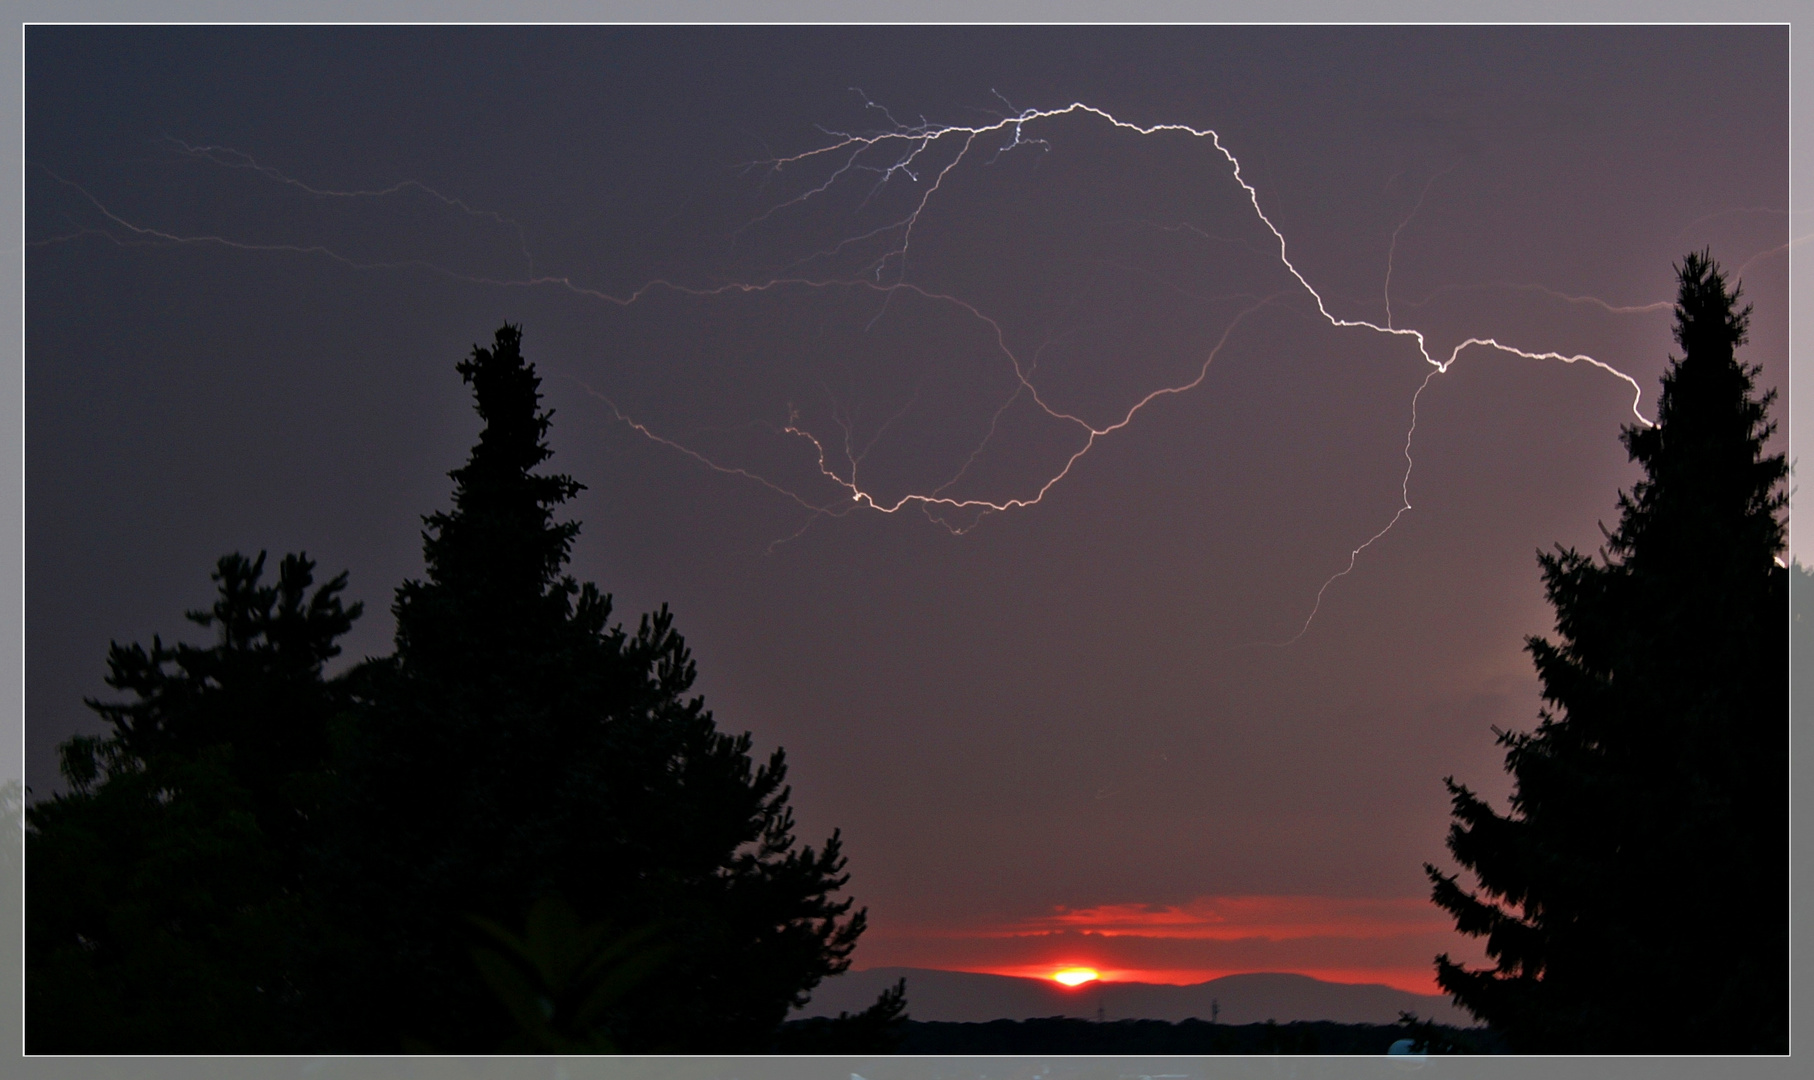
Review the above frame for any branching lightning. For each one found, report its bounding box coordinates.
[160,137,541,275]
[36,96,1716,643]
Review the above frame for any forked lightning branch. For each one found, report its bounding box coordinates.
[33,98,1664,645]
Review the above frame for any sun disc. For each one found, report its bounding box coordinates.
[1053,967,1099,986]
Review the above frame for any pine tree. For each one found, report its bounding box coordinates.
[335,325,868,1052]
[27,553,361,1051]
[1426,252,1788,1052]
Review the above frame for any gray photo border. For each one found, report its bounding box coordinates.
[4,3,1804,1079]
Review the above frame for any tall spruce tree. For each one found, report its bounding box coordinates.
[334,325,868,1052]
[1426,252,1788,1052]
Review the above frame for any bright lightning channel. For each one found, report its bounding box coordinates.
[698,97,1658,643]
[35,99,1674,646]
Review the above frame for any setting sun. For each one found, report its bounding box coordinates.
[1052,967,1100,987]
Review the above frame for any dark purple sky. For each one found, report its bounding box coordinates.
[25,25,1788,991]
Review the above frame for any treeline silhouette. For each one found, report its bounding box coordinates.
[26,326,904,1053]
[814,1015,1506,1055]
[1426,252,1790,1053]
[22,250,1793,1056]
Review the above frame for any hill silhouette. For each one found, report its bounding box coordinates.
[797,967,1472,1026]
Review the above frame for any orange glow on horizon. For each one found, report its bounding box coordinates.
[856,893,1492,998]
[958,965,1444,996]
[1052,967,1100,986]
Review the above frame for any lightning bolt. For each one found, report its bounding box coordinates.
[35,96,1712,644]
[1383,163,1457,329]
[699,98,1660,641]
[159,137,541,275]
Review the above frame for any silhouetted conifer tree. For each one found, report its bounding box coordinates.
[771,977,909,1052]
[335,325,868,1052]
[27,553,360,1051]
[1426,252,1788,1052]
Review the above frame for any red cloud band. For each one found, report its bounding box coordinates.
[981,895,1453,941]
[855,895,1488,995]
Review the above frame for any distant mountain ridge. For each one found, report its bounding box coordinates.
[796,967,1473,1027]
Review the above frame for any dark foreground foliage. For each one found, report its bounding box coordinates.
[1428,251,1788,1052]
[771,978,910,1052]
[800,1016,1504,1055]
[28,326,890,1053]
[328,326,868,1052]
[27,553,359,1051]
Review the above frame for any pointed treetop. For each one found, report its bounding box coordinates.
[454,324,561,483]
[1671,248,1751,358]
[1615,250,1784,570]
[415,325,585,604]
